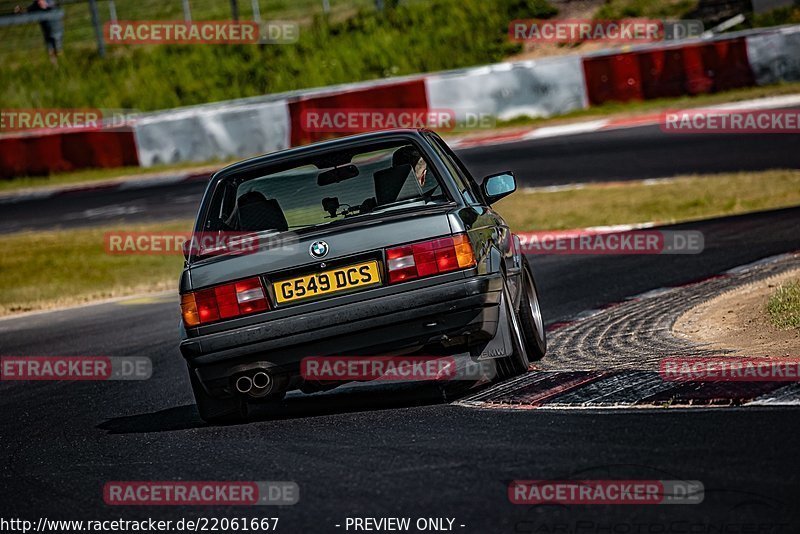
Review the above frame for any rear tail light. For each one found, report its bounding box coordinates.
[386,234,476,284]
[181,276,269,327]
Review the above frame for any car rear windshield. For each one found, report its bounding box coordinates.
[200,140,449,236]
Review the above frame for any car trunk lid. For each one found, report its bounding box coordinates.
[187,204,456,291]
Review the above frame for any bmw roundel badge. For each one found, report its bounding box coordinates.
[309,241,329,259]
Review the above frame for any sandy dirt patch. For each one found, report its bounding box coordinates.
[507,0,609,61]
[673,268,800,357]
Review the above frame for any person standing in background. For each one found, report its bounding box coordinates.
[15,0,64,65]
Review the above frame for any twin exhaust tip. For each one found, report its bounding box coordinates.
[235,371,272,395]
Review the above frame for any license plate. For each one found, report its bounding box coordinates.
[273,260,381,304]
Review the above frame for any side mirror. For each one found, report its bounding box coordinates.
[482,171,516,204]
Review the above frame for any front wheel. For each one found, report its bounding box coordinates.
[518,257,547,361]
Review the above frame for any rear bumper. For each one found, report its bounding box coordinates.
[181,274,503,385]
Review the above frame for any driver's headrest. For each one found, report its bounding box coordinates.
[237,191,288,233]
[374,163,417,205]
[392,145,422,168]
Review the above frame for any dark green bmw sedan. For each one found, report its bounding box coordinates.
[179,129,546,422]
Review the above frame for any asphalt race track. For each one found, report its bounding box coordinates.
[2,217,800,529]
[458,125,800,184]
[1,132,799,531]
[2,124,800,234]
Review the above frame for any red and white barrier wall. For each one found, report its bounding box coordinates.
[2,25,798,178]
[0,127,138,179]
[288,78,429,146]
[582,37,755,104]
[745,25,800,85]
[425,55,589,123]
[132,100,291,167]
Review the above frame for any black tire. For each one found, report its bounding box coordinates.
[518,257,547,361]
[498,280,530,377]
[189,366,248,424]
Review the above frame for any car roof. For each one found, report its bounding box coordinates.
[214,129,432,177]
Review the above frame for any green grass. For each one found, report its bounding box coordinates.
[3,168,800,316]
[594,0,698,19]
[0,220,190,316]
[494,169,800,231]
[0,0,554,111]
[767,280,800,330]
[751,5,800,28]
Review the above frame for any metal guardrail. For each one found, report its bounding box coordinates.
[0,8,63,27]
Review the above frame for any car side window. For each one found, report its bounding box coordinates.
[426,133,484,205]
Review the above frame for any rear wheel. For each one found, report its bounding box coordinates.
[518,257,547,361]
[497,280,530,377]
[189,366,248,424]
